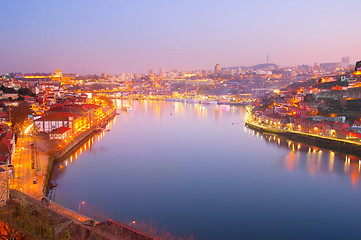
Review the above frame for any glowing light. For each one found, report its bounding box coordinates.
[24,123,34,134]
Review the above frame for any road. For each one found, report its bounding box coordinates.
[10,132,47,200]
[9,125,96,223]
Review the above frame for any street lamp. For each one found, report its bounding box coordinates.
[79,201,85,213]
[129,220,136,226]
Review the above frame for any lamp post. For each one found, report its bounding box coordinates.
[79,201,85,213]
[129,220,136,226]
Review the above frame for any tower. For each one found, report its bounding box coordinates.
[215,64,221,74]
[267,53,269,64]
[159,68,166,78]
[341,56,350,69]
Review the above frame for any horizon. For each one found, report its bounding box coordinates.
[1,60,356,76]
[1,0,360,75]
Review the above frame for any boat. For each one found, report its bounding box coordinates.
[185,99,201,104]
[201,100,218,104]
[121,105,133,111]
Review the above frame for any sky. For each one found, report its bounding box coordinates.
[0,0,360,75]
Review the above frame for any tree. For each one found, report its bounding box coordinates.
[0,86,16,94]
[0,220,27,240]
[18,87,35,97]
[10,101,32,133]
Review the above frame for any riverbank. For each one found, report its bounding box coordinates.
[3,189,157,240]
[42,110,116,193]
[54,109,117,160]
[245,120,361,158]
[30,109,117,222]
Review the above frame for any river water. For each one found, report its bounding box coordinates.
[50,100,361,240]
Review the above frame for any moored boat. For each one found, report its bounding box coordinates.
[121,105,133,111]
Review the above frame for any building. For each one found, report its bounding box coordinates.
[51,69,75,85]
[0,165,12,207]
[215,64,221,74]
[49,126,72,140]
[0,112,9,123]
[159,68,166,78]
[0,132,15,165]
[51,69,63,82]
[34,112,84,133]
[341,56,350,69]
[47,104,103,127]
[148,69,154,77]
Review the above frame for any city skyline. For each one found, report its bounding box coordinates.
[1,0,360,74]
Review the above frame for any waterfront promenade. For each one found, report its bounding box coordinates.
[245,114,361,157]
[10,110,117,223]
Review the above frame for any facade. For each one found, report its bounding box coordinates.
[0,165,10,207]
[292,117,349,137]
[0,131,15,164]
[47,104,103,127]
[0,111,8,123]
[51,69,75,85]
[262,114,289,127]
[49,126,72,140]
[34,112,83,133]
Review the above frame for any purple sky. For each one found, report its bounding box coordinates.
[0,0,360,75]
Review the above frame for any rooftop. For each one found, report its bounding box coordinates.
[50,126,71,134]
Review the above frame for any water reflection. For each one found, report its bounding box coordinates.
[48,101,361,240]
[53,102,361,189]
[246,128,361,187]
[49,119,116,199]
[50,101,241,194]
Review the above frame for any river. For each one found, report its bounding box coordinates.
[49,100,361,240]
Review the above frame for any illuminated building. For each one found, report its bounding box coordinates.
[34,112,84,133]
[341,56,350,69]
[51,69,75,85]
[159,68,166,78]
[52,69,63,81]
[49,126,72,140]
[148,69,154,77]
[215,64,221,74]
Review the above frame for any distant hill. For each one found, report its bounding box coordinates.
[222,63,278,70]
[251,63,278,69]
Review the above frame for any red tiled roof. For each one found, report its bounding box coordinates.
[5,132,12,139]
[0,141,10,153]
[48,104,101,115]
[1,138,11,149]
[264,114,288,120]
[50,126,71,134]
[0,112,9,118]
[81,104,101,110]
[36,112,80,122]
